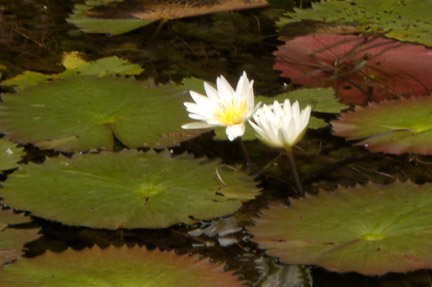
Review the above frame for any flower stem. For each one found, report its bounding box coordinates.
[237,137,252,168]
[286,149,305,198]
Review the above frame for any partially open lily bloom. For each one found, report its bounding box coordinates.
[249,99,311,150]
[181,72,256,141]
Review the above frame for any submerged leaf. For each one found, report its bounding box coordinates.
[332,97,432,155]
[1,150,259,229]
[274,34,432,105]
[68,0,268,35]
[278,0,432,46]
[0,246,245,286]
[0,209,40,266]
[250,181,432,275]
[0,76,202,151]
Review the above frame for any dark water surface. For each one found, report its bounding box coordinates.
[1,1,432,286]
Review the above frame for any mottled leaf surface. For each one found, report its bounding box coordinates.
[0,138,25,171]
[0,77,201,151]
[250,181,432,275]
[278,0,432,46]
[332,97,432,155]
[0,246,245,286]
[1,150,259,229]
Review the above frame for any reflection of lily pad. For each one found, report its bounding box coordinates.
[331,97,432,155]
[0,76,202,151]
[67,0,155,35]
[0,246,245,286]
[249,181,432,275]
[2,52,144,90]
[1,150,259,229]
[0,209,40,265]
[0,138,25,171]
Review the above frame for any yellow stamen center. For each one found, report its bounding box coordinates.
[216,102,247,126]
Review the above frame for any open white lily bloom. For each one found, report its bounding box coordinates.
[181,71,257,141]
[249,99,311,150]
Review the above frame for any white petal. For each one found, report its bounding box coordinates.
[181,122,213,129]
[217,75,235,101]
[189,91,214,107]
[226,124,245,141]
[204,82,219,101]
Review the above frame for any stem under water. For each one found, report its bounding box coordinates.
[237,137,252,168]
[286,149,305,198]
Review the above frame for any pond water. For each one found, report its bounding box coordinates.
[1,0,432,286]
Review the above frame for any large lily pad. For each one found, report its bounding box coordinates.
[278,0,432,47]
[0,138,25,171]
[2,52,144,90]
[331,97,432,155]
[274,34,432,105]
[0,76,202,151]
[0,209,40,265]
[0,246,245,286]
[249,181,432,275]
[0,150,259,229]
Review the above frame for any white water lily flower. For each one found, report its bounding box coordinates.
[249,99,311,150]
[181,71,257,141]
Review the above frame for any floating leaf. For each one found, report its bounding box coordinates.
[68,0,268,35]
[0,246,245,286]
[0,138,25,171]
[1,150,259,229]
[249,181,432,275]
[0,209,40,266]
[274,34,432,105]
[278,0,432,46]
[332,97,432,155]
[2,52,144,89]
[0,76,202,151]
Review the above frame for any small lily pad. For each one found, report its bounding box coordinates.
[0,138,25,171]
[1,150,259,229]
[0,246,245,286]
[249,181,432,275]
[0,209,40,265]
[2,52,144,90]
[0,76,202,151]
[332,97,432,155]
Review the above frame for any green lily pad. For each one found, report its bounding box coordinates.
[278,0,432,47]
[0,209,40,265]
[2,52,144,90]
[331,97,432,155]
[259,88,347,114]
[249,181,432,275]
[1,150,259,229]
[0,76,202,151]
[0,246,245,286]
[0,138,25,171]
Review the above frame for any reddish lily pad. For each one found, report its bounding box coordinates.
[0,246,245,286]
[249,181,432,275]
[0,209,40,265]
[331,97,432,155]
[0,150,259,229]
[274,34,432,105]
